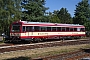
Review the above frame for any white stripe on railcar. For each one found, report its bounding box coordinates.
[20,32,85,36]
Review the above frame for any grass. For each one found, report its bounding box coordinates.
[27,44,90,58]
[29,47,80,58]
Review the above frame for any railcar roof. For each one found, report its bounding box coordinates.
[19,21,84,26]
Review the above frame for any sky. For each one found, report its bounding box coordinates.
[45,0,90,17]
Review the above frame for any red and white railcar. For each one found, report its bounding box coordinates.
[8,20,85,42]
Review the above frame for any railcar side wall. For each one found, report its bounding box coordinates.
[10,31,85,39]
[9,21,86,41]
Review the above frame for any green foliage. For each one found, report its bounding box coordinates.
[57,8,73,24]
[74,0,90,23]
[45,8,72,24]
[50,14,60,23]
[48,10,60,23]
[84,21,90,31]
[22,0,49,22]
[0,0,22,35]
[73,0,90,31]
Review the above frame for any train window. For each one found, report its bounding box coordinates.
[62,27,66,31]
[81,28,85,31]
[12,25,20,32]
[74,28,77,31]
[52,27,56,31]
[22,26,26,32]
[70,28,73,31]
[66,28,69,31]
[34,26,40,31]
[41,27,46,31]
[57,27,61,31]
[47,27,51,31]
[26,26,33,32]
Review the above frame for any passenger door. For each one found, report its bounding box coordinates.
[26,26,33,38]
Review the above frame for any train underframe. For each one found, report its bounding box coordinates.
[4,35,84,43]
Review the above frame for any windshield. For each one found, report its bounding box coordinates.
[11,25,20,32]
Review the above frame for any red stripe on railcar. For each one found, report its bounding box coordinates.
[20,34,85,39]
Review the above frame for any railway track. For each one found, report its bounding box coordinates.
[0,38,90,60]
[0,38,90,54]
[0,38,89,47]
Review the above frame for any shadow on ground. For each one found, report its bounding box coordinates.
[82,48,90,53]
[5,56,32,60]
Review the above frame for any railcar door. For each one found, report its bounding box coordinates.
[26,26,33,39]
[22,26,29,40]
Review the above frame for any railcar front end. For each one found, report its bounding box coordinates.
[9,22,22,42]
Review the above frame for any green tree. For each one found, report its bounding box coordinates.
[57,8,72,24]
[47,12,52,22]
[84,21,90,31]
[22,0,48,22]
[73,0,90,31]
[0,0,22,35]
[73,0,90,24]
[49,10,60,23]
[50,14,60,23]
